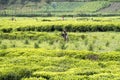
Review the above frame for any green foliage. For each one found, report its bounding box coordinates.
[84,39,88,45]
[41,2,84,12]
[1,44,7,49]
[76,1,110,12]
[0,40,2,44]
[80,34,87,40]
[34,42,39,48]
[0,68,32,80]
[22,77,46,80]
[0,49,120,79]
[1,28,13,33]
[0,1,119,17]
[0,50,8,56]
[88,44,94,51]
[11,44,16,48]
[105,41,110,47]
[38,39,41,44]
[98,62,106,68]
[24,39,29,44]
[0,17,120,80]
[0,19,120,32]
[0,31,120,51]
[60,43,68,50]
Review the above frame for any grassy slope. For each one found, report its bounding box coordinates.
[40,2,85,12]
[98,2,120,13]
[76,1,110,13]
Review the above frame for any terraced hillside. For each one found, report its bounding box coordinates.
[40,2,85,12]
[75,1,110,13]
[0,1,120,16]
[99,2,120,13]
[41,1,110,13]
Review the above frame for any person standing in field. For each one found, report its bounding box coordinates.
[61,30,68,41]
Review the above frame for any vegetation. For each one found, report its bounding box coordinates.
[1,49,120,80]
[0,1,120,17]
[0,17,120,32]
[0,16,120,79]
[76,1,110,13]
[1,31,120,52]
[0,1,120,80]
[40,2,84,12]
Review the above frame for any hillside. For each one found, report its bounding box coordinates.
[0,0,120,16]
[99,2,120,13]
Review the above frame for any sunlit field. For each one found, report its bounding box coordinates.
[0,16,120,80]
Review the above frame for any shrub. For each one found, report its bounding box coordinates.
[80,34,87,40]
[0,68,32,80]
[0,72,20,80]
[1,44,7,49]
[0,50,8,56]
[86,54,99,60]
[1,20,120,32]
[48,40,54,45]
[11,44,16,48]
[1,28,12,33]
[24,39,29,44]
[88,44,94,51]
[22,77,46,80]
[84,39,88,45]
[60,43,68,50]
[105,41,110,47]
[0,40,2,44]
[98,62,106,68]
[34,43,39,48]
[38,39,41,44]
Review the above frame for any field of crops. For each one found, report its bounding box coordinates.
[75,1,110,13]
[0,17,120,80]
[1,32,120,52]
[1,49,120,80]
[0,17,120,32]
[40,2,85,12]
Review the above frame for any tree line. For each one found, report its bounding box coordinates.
[0,0,119,5]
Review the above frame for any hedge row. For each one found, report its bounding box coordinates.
[1,49,120,61]
[0,21,120,33]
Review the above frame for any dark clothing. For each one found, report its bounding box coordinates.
[61,31,68,41]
